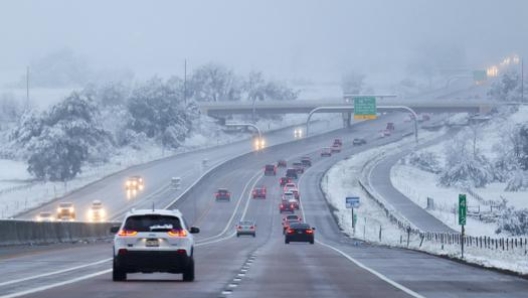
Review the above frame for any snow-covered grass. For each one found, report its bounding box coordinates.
[322,114,528,274]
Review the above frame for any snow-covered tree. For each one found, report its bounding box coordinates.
[127,77,194,147]
[408,151,442,174]
[504,169,528,191]
[487,70,527,102]
[440,133,493,188]
[189,63,241,102]
[27,125,88,181]
[9,110,43,146]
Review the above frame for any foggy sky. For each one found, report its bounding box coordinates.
[1,0,527,82]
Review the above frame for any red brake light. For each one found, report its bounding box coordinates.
[306,229,314,234]
[280,204,284,208]
[118,229,138,237]
[168,229,188,237]
[287,229,294,234]
[290,204,294,208]
[250,226,255,230]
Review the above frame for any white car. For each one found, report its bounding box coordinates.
[111,209,200,282]
[283,182,297,193]
[36,211,54,222]
[87,200,106,222]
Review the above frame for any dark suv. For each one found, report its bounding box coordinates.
[300,156,312,167]
[285,168,298,179]
[264,164,277,176]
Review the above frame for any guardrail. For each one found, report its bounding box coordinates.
[0,220,119,246]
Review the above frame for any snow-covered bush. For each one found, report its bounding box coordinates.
[407,151,442,174]
[440,133,493,188]
[504,170,528,192]
[496,206,528,236]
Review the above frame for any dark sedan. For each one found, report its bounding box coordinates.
[285,223,315,244]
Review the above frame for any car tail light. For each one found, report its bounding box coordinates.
[250,226,255,230]
[290,204,294,209]
[306,229,314,234]
[176,249,187,255]
[117,229,138,237]
[168,229,188,237]
[280,204,284,208]
[237,225,242,230]
[118,248,128,255]
[287,229,294,234]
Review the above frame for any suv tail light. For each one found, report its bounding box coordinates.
[168,229,188,237]
[306,229,314,234]
[280,204,284,208]
[287,228,294,234]
[117,229,138,237]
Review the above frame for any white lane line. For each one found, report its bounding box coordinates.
[0,269,112,298]
[297,150,425,298]
[195,169,262,243]
[0,258,111,287]
[315,240,426,298]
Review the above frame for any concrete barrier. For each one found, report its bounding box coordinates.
[0,220,120,246]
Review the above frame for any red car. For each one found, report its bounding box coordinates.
[277,159,287,167]
[280,177,292,187]
[331,144,341,153]
[215,188,231,201]
[279,200,295,213]
[252,186,267,199]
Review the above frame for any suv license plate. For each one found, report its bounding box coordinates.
[146,239,159,247]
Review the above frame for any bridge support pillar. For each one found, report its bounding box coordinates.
[342,112,352,128]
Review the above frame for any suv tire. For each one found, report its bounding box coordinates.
[112,260,127,281]
[183,258,195,282]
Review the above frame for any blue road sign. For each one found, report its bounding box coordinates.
[346,197,360,209]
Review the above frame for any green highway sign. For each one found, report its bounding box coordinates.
[354,96,377,120]
[459,194,467,226]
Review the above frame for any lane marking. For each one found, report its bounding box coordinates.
[297,145,425,298]
[0,258,111,287]
[0,269,112,298]
[196,169,262,243]
[315,240,426,298]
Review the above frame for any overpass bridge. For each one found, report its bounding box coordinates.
[198,99,499,117]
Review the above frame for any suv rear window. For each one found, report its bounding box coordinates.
[124,215,182,232]
[265,165,275,170]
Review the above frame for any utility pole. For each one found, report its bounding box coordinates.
[522,57,524,102]
[184,59,187,106]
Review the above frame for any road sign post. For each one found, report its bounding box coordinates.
[459,194,467,258]
[353,96,377,120]
[346,197,360,235]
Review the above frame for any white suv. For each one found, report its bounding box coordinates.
[111,209,200,281]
